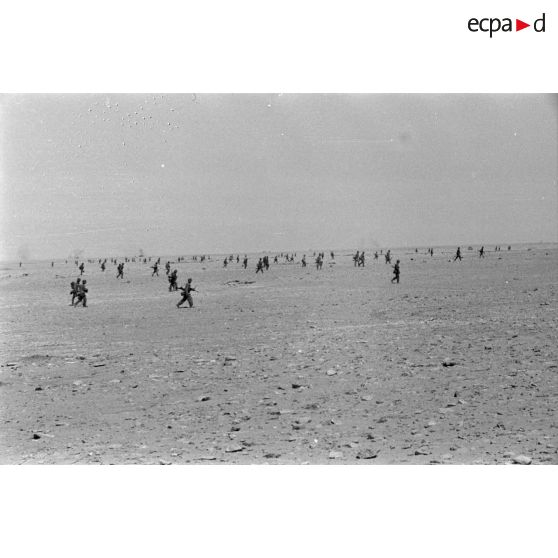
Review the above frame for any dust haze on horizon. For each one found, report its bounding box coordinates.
[1,93,556,261]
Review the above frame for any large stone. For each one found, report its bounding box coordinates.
[414,448,429,455]
[225,444,244,453]
[356,449,379,459]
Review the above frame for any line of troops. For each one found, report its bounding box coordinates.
[66,244,513,308]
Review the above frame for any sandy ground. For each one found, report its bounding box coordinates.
[1,246,557,464]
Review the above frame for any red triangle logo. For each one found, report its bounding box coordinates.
[516,19,530,31]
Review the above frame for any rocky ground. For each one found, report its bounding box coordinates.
[1,246,556,464]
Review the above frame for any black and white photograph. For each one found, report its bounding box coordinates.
[1,2,557,557]
[1,93,556,465]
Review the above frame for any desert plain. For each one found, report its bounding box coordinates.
[0,245,556,464]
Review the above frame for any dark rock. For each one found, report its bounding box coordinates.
[356,449,379,459]
[512,455,532,465]
[225,444,244,453]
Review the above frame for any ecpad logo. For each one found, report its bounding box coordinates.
[468,13,546,37]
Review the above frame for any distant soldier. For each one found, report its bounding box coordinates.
[315,255,323,270]
[301,255,306,267]
[51,261,54,267]
[453,247,462,262]
[177,278,196,308]
[237,255,240,263]
[385,250,391,264]
[70,278,81,305]
[74,280,88,307]
[391,260,401,284]
[256,258,264,274]
[223,258,228,268]
[151,262,159,276]
[264,256,270,270]
[274,255,278,264]
[353,251,359,266]
[243,256,248,269]
[168,269,178,291]
[101,261,106,271]
[374,251,379,260]
[165,261,171,275]
[79,262,85,275]
[330,251,335,259]
[358,251,365,267]
[479,246,485,258]
[116,262,124,278]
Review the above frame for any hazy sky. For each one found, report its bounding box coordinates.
[1,94,556,260]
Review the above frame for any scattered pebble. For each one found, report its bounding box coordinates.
[512,455,532,465]
[329,451,344,459]
[225,444,244,453]
[356,449,379,459]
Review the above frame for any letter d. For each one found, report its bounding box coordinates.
[534,13,545,32]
